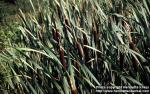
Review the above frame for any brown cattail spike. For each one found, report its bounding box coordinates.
[76,41,84,58]
[59,47,66,70]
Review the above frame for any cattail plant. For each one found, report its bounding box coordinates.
[0,0,150,93]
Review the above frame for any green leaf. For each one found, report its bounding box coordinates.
[53,81,65,94]
[83,65,101,86]
[83,77,95,88]
[125,76,143,86]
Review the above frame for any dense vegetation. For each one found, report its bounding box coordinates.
[0,0,150,94]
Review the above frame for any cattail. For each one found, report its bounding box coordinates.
[76,41,84,58]
[56,29,60,44]
[59,47,66,70]
[66,71,78,94]
[71,89,78,94]
[73,60,80,77]
[68,76,78,94]
[52,28,60,44]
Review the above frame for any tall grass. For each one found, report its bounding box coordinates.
[0,0,150,93]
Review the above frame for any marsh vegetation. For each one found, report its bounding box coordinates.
[0,0,150,94]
